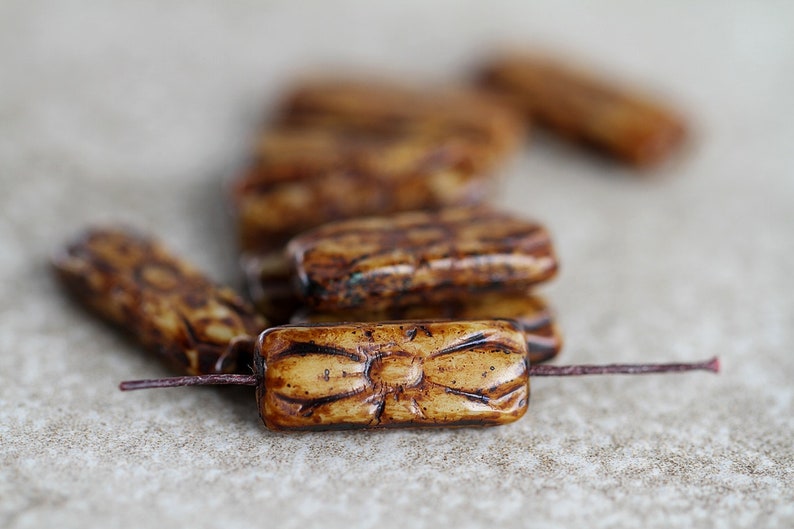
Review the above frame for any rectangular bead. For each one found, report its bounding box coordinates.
[53,228,267,375]
[287,207,558,310]
[232,135,488,254]
[277,78,524,172]
[255,320,530,431]
[232,78,524,254]
[479,53,687,167]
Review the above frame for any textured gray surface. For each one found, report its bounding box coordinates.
[1,1,793,528]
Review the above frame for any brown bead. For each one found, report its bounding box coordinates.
[53,227,267,375]
[255,320,530,431]
[232,78,524,255]
[479,53,687,167]
[232,133,488,254]
[277,78,524,174]
[287,207,558,311]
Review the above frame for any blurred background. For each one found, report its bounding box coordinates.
[1,1,792,528]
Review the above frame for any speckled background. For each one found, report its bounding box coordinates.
[1,1,792,528]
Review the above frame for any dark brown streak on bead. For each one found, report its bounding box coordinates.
[275,387,369,417]
[443,386,491,404]
[271,341,365,362]
[373,398,386,426]
[434,367,528,398]
[178,313,200,348]
[430,331,490,358]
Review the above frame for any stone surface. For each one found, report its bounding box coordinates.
[1,1,792,528]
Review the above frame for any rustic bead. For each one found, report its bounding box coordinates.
[287,207,558,311]
[232,133,488,254]
[479,53,687,167]
[53,228,267,375]
[233,78,525,254]
[255,320,530,431]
